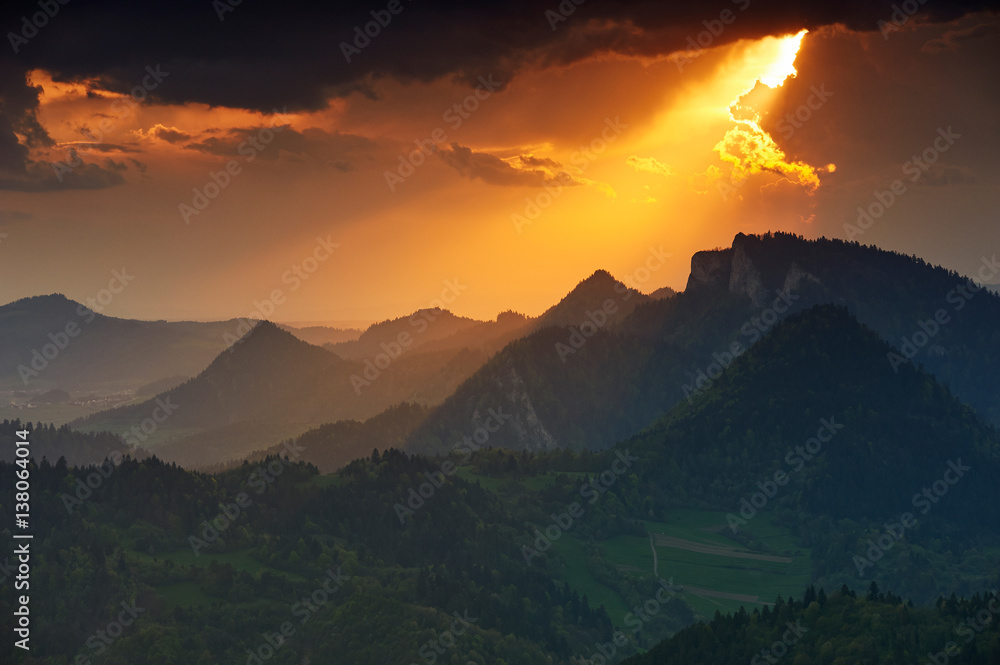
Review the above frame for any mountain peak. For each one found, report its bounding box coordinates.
[224,319,314,353]
[241,319,302,344]
[534,269,649,330]
[496,310,528,324]
[582,269,616,284]
[0,293,96,328]
[5,293,79,310]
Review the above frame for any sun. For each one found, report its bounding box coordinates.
[624,27,829,208]
[710,29,832,196]
[759,29,808,88]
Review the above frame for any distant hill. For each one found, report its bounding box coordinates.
[392,309,534,358]
[278,323,362,346]
[73,322,363,456]
[531,269,650,330]
[72,268,666,467]
[0,294,241,391]
[247,402,431,473]
[76,321,507,466]
[648,285,677,299]
[325,308,487,359]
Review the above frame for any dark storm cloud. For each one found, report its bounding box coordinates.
[3,0,997,113]
[0,0,996,192]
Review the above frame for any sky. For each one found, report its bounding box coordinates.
[0,0,998,325]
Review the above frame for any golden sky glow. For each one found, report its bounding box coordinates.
[2,15,997,324]
[710,31,831,199]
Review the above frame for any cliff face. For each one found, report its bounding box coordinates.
[684,233,821,305]
[729,238,768,305]
[685,247,733,294]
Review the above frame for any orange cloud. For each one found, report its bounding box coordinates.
[627,155,676,178]
[709,31,833,196]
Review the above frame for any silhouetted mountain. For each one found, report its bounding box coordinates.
[407,309,535,357]
[249,402,431,473]
[531,269,650,330]
[685,232,1000,422]
[278,323,362,346]
[74,322,360,457]
[325,309,483,360]
[0,294,241,391]
[33,388,71,404]
[405,232,1000,456]
[648,285,677,299]
[76,322,502,466]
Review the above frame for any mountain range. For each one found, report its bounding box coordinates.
[8,232,997,474]
[3,232,1000,664]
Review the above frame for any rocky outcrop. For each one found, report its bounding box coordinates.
[685,233,821,306]
[685,247,733,294]
[478,365,558,452]
[729,236,767,305]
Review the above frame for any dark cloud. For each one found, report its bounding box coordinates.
[66,142,141,153]
[516,154,564,169]
[147,125,193,143]
[0,0,996,194]
[922,20,1000,52]
[439,143,585,187]
[103,157,127,171]
[3,0,997,113]
[0,155,125,191]
[182,125,376,169]
[0,107,123,190]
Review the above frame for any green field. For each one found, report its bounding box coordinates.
[600,510,811,618]
[452,468,813,622]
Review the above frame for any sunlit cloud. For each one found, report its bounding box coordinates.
[627,155,676,178]
[711,30,833,195]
